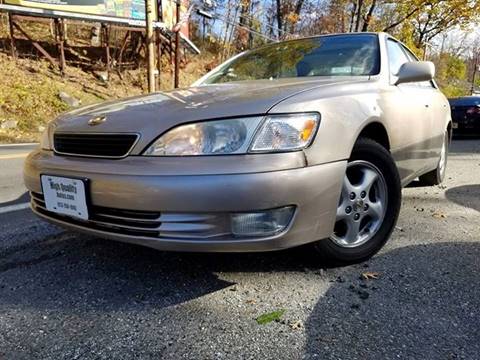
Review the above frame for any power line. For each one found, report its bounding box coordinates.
[165,0,279,42]
[211,12,277,42]
[231,4,293,37]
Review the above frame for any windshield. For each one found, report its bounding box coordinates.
[201,34,380,85]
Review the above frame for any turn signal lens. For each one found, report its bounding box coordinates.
[250,113,320,152]
[301,119,317,141]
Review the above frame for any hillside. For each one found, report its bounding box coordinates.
[0,42,215,143]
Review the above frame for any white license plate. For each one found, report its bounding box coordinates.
[452,122,459,129]
[41,175,89,220]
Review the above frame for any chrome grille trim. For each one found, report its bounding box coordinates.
[30,192,231,240]
[31,192,161,237]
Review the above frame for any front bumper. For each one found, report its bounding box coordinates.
[452,117,480,136]
[24,150,346,252]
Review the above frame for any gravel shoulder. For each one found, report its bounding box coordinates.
[0,139,479,360]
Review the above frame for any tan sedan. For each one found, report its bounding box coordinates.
[24,32,451,264]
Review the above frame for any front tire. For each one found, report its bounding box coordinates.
[313,138,401,265]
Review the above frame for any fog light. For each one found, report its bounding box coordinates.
[231,206,295,237]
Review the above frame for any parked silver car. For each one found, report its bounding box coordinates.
[24,32,451,264]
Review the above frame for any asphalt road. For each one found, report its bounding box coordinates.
[0,140,479,359]
[0,144,36,205]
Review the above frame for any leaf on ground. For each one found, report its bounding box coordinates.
[245,299,257,305]
[361,271,380,280]
[289,320,303,330]
[256,309,285,325]
[432,211,447,219]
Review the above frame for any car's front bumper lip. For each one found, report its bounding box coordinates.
[24,150,346,252]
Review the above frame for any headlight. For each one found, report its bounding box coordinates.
[144,117,263,156]
[250,113,320,152]
[143,113,320,156]
[39,126,51,150]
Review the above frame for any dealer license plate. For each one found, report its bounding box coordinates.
[41,175,89,220]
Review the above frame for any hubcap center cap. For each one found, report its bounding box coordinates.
[353,199,364,212]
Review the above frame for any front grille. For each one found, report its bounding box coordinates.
[30,192,230,239]
[53,133,139,158]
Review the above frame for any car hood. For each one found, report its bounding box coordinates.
[52,77,369,153]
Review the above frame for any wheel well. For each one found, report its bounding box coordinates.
[357,122,390,151]
[447,121,452,143]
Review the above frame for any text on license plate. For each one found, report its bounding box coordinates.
[40,175,89,220]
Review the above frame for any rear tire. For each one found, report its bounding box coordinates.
[313,138,401,265]
[419,131,449,186]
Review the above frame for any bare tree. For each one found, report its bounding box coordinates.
[275,0,307,38]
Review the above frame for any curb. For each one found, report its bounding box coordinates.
[0,143,38,150]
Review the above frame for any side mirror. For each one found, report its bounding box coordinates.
[395,61,435,85]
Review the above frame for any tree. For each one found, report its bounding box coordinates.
[236,0,252,51]
[325,0,480,50]
[411,0,480,48]
[275,0,306,38]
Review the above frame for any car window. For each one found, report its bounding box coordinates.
[386,39,409,76]
[200,34,381,84]
[401,46,418,62]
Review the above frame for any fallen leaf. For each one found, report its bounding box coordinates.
[289,320,303,330]
[432,211,447,219]
[361,271,380,280]
[256,309,285,325]
[245,299,256,305]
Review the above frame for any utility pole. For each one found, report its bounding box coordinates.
[145,0,156,93]
[174,0,181,88]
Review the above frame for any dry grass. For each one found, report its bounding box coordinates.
[0,52,146,143]
[0,15,218,143]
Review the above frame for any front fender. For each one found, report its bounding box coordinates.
[269,82,385,166]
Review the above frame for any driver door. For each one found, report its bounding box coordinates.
[384,39,433,182]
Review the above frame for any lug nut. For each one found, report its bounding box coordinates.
[364,204,369,211]
[361,191,366,198]
[349,192,356,200]
[354,213,360,221]
[345,206,352,214]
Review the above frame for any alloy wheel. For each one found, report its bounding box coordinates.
[331,160,388,248]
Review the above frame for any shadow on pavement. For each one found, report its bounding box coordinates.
[304,242,480,359]
[0,234,318,313]
[445,185,480,212]
[1,232,480,357]
[0,192,29,208]
[449,138,480,155]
